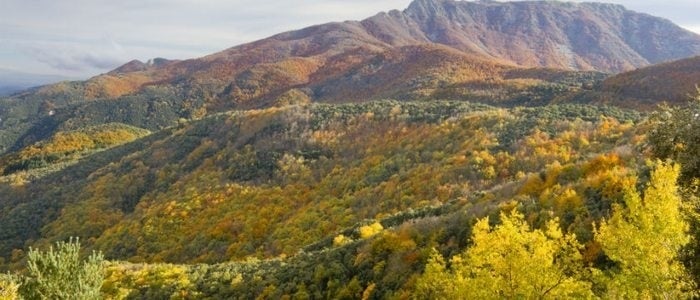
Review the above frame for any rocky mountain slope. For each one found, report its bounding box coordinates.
[400,0,700,72]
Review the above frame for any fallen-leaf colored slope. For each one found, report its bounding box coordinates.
[568,56,700,109]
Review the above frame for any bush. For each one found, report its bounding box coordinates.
[19,238,104,300]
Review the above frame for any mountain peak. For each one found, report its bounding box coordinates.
[109,59,147,74]
[398,0,700,72]
[109,58,175,75]
[405,0,452,18]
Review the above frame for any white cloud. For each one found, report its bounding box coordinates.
[19,39,128,72]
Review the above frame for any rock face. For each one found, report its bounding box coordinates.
[389,0,700,72]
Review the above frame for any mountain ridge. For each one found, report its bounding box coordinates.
[0,0,698,156]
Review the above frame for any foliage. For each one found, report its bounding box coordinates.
[647,89,700,181]
[647,90,700,287]
[359,222,384,239]
[0,100,687,298]
[0,123,150,179]
[594,161,695,298]
[19,238,104,300]
[0,274,19,300]
[0,102,643,268]
[415,211,593,299]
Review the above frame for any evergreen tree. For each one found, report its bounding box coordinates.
[648,88,700,181]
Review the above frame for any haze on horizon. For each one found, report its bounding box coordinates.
[1,0,699,79]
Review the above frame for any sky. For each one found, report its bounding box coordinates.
[1,0,698,79]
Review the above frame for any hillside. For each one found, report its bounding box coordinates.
[0,44,602,156]
[0,102,637,254]
[567,55,700,109]
[0,101,654,298]
[2,0,698,156]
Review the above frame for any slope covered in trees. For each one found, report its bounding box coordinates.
[5,100,694,298]
[0,46,604,158]
[0,101,641,265]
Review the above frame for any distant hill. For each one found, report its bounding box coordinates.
[567,56,700,109]
[0,69,73,96]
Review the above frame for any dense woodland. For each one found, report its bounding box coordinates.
[0,93,697,298]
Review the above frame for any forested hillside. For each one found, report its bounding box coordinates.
[0,0,699,298]
[5,100,694,298]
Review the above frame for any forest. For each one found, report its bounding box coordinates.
[0,95,696,298]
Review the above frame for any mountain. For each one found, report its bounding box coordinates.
[23,0,700,100]
[11,0,697,156]
[400,0,700,72]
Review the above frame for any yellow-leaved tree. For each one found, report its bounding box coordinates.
[594,161,695,298]
[415,211,593,299]
[0,274,19,300]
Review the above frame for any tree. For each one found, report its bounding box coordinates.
[415,211,593,299]
[647,88,700,288]
[0,274,19,300]
[594,161,695,298]
[19,238,104,300]
[648,88,700,181]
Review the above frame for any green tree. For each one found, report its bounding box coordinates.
[648,88,700,181]
[594,161,695,298]
[19,238,104,300]
[415,211,593,299]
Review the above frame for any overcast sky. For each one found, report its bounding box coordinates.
[1,0,698,79]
